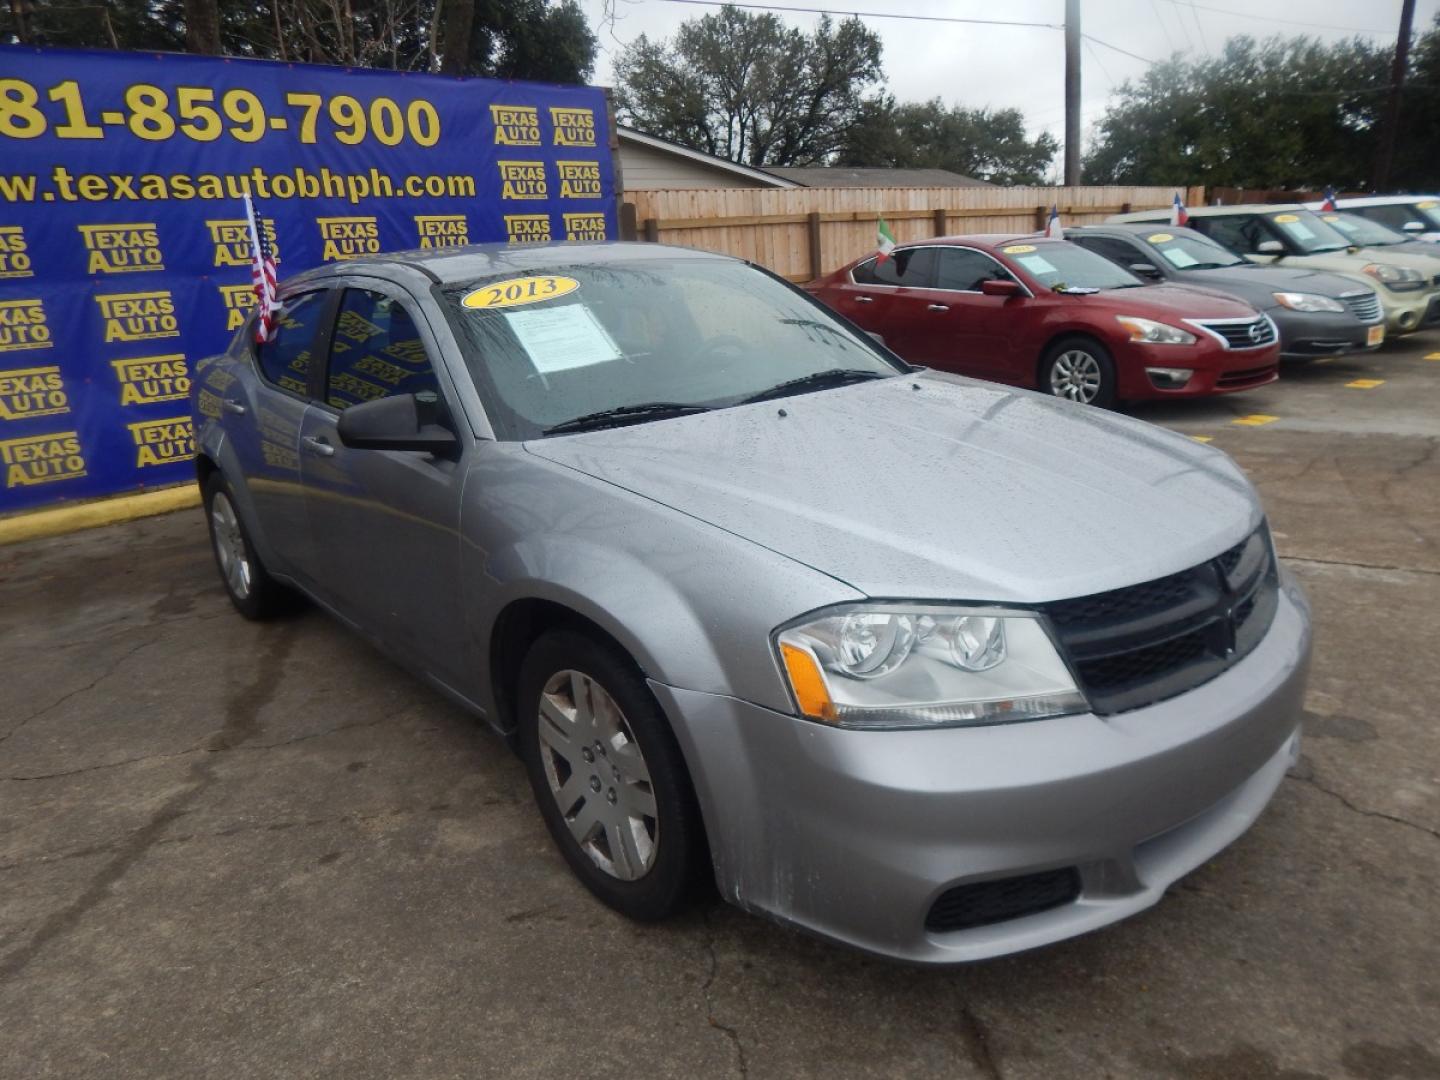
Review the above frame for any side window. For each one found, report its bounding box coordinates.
[325,289,439,411]
[1358,205,1418,231]
[1073,236,1143,268]
[851,248,937,287]
[254,291,328,397]
[1193,216,1256,254]
[934,248,1012,291]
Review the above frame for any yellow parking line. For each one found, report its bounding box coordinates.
[1231,414,1279,427]
[1345,379,1384,389]
[1312,357,1333,364]
[1190,435,1213,443]
[1425,352,1440,360]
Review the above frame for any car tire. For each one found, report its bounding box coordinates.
[202,471,297,620]
[517,629,707,921]
[1041,336,1118,407]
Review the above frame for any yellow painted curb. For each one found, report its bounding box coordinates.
[0,484,200,546]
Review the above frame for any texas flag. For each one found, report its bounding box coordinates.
[1320,186,1339,211]
[1170,192,1189,227]
[1044,205,1064,239]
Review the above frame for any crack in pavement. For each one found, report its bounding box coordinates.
[0,717,395,781]
[956,1002,1003,1080]
[0,623,299,982]
[1280,555,1440,578]
[1285,773,1440,844]
[0,634,163,748]
[700,909,749,1079]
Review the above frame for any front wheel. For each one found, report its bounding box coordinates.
[1041,337,1118,407]
[202,472,298,620]
[517,630,707,921]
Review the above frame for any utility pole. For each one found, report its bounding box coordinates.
[1064,0,1081,185]
[1372,0,1416,192]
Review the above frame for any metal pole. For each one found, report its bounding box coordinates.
[1064,0,1081,185]
[1372,0,1416,192]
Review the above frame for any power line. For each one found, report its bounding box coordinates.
[1158,0,1390,35]
[652,0,1060,28]
[1186,1,1211,55]
[1083,34,1157,66]
[1149,0,1179,53]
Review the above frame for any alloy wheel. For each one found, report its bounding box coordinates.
[1050,349,1103,403]
[210,491,252,600]
[536,669,659,881]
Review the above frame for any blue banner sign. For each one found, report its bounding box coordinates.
[0,46,615,512]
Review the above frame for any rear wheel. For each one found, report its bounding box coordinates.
[518,629,706,921]
[1041,337,1118,407]
[203,472,297,620]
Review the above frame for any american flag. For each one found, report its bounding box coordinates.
[1320,186,1338,212]
[244,194,279,343]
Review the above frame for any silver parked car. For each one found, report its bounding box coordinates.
[192,243,1312,963]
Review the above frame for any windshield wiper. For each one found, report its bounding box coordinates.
[542,401,712,435]
[739,368,890,405]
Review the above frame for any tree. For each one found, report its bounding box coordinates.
[613,6,884,167]
[1082,34,1399,189]
[1,0,597,83]
[839,98,1058,185]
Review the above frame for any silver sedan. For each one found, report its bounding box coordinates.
[191,242,1311,963]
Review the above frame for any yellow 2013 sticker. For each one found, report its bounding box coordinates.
[1002,244,1037,254]
[1146,233,1174,243]
[1272,213,1299,223]
[462,275,579,310]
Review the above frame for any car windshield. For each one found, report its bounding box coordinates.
[439,259,904,439]
[1000,241,1143,290]
[1141,230,1246,270]
[1318,212,1409,246]
[1266,211,1353,253]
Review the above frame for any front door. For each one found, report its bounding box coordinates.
[902,247,1024,383]
[298,281,470,686]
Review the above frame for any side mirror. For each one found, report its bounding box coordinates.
[1402,221,1425,233]
[1128,262,1162,279]
[337,391,458,454]
[1256,240,1285,255]
[980,278,1023,298]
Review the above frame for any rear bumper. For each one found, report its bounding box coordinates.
[655,574,1311,964]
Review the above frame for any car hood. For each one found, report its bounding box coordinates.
[1249,249,1440,281]
[524,373,1260,603]
[1090,282,1259,317]
[1181,265,1370,299]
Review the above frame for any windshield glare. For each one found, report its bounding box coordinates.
[1319,212,1407,246]
[1145,231,1244,269]
[1268,210,1354,253]
[441,260,903,439]
[1005,242,1142,290]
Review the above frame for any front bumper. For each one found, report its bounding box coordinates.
[656,574,1311,964]
[1379,287,1440,334]
[1268,306,1381,359]
[1115,338,1279,400]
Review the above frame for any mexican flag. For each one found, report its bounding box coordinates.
[876,217,896,263]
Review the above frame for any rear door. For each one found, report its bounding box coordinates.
[901,247,1025,383]
[297,280,471,685]
[831,249,936,355]
[225,289,336,585]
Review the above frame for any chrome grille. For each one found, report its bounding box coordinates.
[1340,291,1381,323]
[1194,317,1278,350]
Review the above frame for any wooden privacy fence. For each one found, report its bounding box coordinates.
[620,186,1206,281]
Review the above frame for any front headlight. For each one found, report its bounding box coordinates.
[1115,315,1197,345]
[775,605,1088,729]
[1273,291,1346,313]
[1363,263,1424,290]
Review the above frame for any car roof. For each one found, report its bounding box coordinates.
[1317,195,1439,207]
[1068,223,1199,238]
[1110,203,1308,222]
[281,241,736,290]
[892,234,1063,252]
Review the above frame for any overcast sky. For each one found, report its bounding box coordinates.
[579,0,1439,172]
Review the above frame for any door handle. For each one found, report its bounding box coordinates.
[927,303,949,312]
[221,399,247,416]
[854,295,874,304]
[302,435,335,458]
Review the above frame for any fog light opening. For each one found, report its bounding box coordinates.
[1145,366,1194,389]
[1397,310,1419,330]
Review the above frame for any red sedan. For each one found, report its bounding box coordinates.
[807,235,1280,405]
